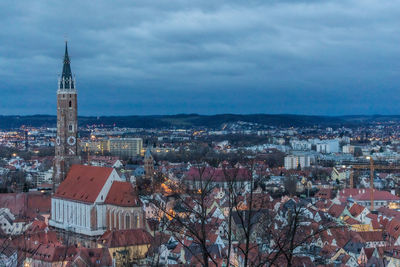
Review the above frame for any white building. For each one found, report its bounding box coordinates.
[49,165,144,236]
[108,138,143,157]
[342,145,355,154]
[35,168,53,185]
[284,155,311,170]
[315,139,339,154]
[0,208,30,235]
[290,140,312,151]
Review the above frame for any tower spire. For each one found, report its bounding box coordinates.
[59,41,75,90]
[62,41,72,79]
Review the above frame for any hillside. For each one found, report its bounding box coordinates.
[0,114,398,130]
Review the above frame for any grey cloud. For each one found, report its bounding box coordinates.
[0,0,400,115]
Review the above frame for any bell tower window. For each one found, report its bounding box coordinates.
[69,101,72,108]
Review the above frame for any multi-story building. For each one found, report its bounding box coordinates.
[82,140,109,154]
[315,139,339,154]
[342,145,355,154]
[284,155,311,169]
[290,140,312,151]
[108,138,143,157]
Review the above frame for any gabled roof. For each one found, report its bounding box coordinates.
[344,217,360,225]
[183,167,251,183]
[99,229,152,247]
[104,181,140,207]
[0,192,50,219]
[353,190,400,201]
[358,231,384,243]
[328,204,346,218]
[349,203,367,218]
[73,247,112,266]
[54,165,113,203]
[386,219,400,240]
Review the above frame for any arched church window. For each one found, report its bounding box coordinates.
[126,215,130,229]
[134,213,140,228]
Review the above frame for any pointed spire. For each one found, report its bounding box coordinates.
[62,41,72,79]
[59,41,75,90]
[145,148,152,159]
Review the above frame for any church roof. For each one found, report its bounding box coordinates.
[99,229,152,247]
[54,165,113,203]
[104,181,140,207]
[61,41,72,79]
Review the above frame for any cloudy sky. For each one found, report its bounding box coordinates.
[1,0,400,115]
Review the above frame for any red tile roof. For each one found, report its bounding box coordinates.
[349,203,366,218]
[315,189,332,200]
[328,204,345,218]
[54,165,113,203]
[344,217,360,225]
[73,247,112,266]
[338,188,400,203]
[183,167,251,183]
[387,219,400,240]
[104,181,140,206]
[358,231,384,243]
[99,229,152,247]
[353,190,400,201]
[0,192,51,219]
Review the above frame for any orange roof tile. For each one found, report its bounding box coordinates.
[99,229,152,247]
[104,181,140,206]
[54,165,113,203]
[349,203,366,217]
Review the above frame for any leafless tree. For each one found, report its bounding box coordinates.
[222,162,340,267]
[150,164,220,266]
[283,176,298,196]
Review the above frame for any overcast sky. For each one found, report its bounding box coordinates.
[1,0,400,116]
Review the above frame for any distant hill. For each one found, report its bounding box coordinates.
[0,114,399,130]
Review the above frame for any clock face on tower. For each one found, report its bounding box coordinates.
[67,136,76,146]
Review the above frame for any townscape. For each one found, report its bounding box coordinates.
[1,45,400,267]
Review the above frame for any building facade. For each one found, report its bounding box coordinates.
[284,155,311,170]
[108,138,143,157]
[53,42,80,187]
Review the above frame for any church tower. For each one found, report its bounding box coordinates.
[53,42,80,187]
[144,148,155,180]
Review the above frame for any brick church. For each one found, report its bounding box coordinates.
[49,43,145,237]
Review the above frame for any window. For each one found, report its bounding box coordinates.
[126,215,130,229]
[135,214,140,228]
[69,125,73,132]
[69,101,72,108]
